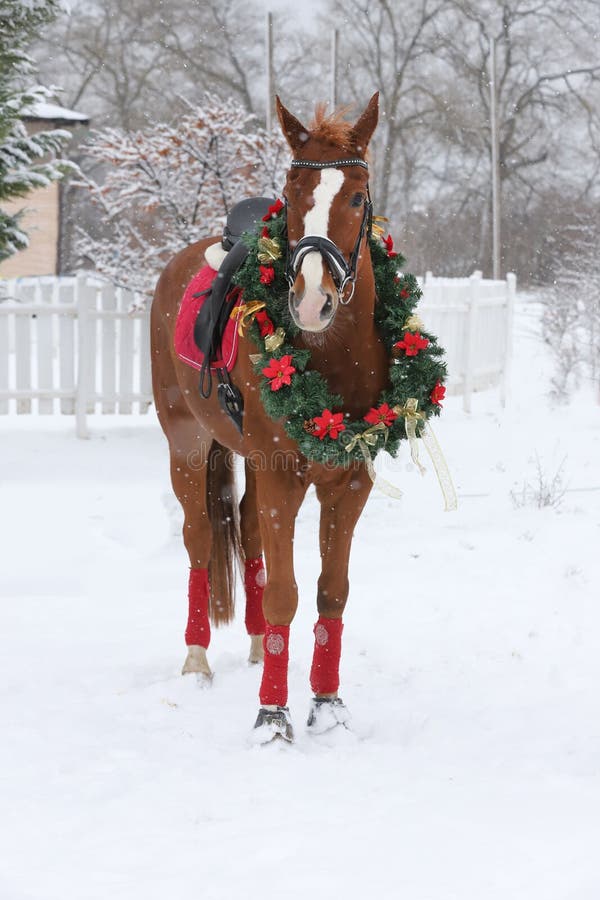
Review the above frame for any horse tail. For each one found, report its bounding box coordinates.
[206,440,243,626]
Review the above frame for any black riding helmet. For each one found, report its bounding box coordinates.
[221,197,276,251]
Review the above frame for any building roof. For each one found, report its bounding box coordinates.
[24,102,90,124]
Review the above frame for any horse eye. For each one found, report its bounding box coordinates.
[350,193,364,207]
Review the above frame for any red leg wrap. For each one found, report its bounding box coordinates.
[310,616,343,695]
[259,623,290,707]
[185,568,210,648]
[244,557,266,636]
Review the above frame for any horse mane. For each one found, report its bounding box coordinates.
[309,103,357,153]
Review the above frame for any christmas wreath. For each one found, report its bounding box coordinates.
[232,199,448,469]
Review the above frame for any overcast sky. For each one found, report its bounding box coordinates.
[255,0,322,25]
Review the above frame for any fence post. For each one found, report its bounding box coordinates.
[75,274,90,438]
[500,272,517,407]
[0,280,10,415]
[463,272,481,413]
[37,279,54,414]
[15,282,35,414]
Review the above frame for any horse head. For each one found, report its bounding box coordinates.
[276,93,379,334]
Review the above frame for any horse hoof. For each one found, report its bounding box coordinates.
[307,696,350,734]
[248,634,264,665]
[181,645,213,680]
[250,706,294,744]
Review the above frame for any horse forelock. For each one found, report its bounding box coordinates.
[307,104,360,155]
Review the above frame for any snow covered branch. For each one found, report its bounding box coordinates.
[75,97,288,296]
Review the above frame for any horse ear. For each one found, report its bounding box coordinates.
[276,96,309,154]
[352,92,379,153]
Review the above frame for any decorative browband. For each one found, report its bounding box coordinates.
[290,158,369,170]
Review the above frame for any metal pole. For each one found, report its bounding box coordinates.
[489,36,501,280]
[330,29,338,110]
[266,12,274,131]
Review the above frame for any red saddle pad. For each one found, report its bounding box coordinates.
[174,264,242,372]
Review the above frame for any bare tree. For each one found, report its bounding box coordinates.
[434,0,600,273]
[31,0,600,284]
[75,97,288,295]
[542,211,600,401]
[321,0,450,217]
[34,0,266,128]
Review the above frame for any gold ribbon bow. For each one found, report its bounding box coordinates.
[371,215,389,239]
[264,327,285,352]
[344,421,388,455]
[257,236,282,264]
[404,314,424,332]
[394,398,458,512]
[230,300,265,336]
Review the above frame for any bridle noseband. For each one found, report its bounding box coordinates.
[284,158,373,305]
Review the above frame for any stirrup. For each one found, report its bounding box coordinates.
[252,706,294,744]
[307,696,350,733]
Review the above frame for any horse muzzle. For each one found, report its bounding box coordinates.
[289,282,337,332]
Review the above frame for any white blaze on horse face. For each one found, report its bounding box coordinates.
[296,168,345,327]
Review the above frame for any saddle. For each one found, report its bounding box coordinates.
[193,197,276,433]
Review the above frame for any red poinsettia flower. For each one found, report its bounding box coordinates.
[255,310,274,337]
[430,381,446,406]
[393,331,430,357]
[261,226,270,238]
[310,409,346,441]
[262,198,285,221]
[259,264,275,285]
[364,403,398,427]
[400,288,411,299]
[382,234,397,258]
[262,355,296,391]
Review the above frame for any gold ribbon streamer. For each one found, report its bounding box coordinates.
[394,398,458,511]
[344,423,404,500]
[394,398,427,476]
[230,300,266,336]
[420,421,458,511]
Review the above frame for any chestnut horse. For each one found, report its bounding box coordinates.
[151,93,386,742]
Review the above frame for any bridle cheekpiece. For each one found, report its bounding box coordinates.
[285,158,373,305]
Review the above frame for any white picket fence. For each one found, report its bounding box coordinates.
[0,269,516,435]
[0,274,151,437]
[418,270,517,413]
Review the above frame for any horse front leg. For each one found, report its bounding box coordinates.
[239,461,267,665]
[308,467,373,732]
[251,468,307,743]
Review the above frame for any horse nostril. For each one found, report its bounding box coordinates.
[320,294,334,320]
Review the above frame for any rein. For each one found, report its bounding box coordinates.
[284,158,373,305]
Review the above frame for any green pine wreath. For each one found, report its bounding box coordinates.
[232,202,448,468]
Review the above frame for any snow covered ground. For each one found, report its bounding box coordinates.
[1,296,599,900]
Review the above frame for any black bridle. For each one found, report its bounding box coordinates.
[284,158,373,305]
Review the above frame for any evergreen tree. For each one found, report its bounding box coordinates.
[0,0,74,262]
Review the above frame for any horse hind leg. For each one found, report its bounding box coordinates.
[240,462,266,664]
[161,404,241,680]
[165,430,214,680]
[181,439,242,679]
